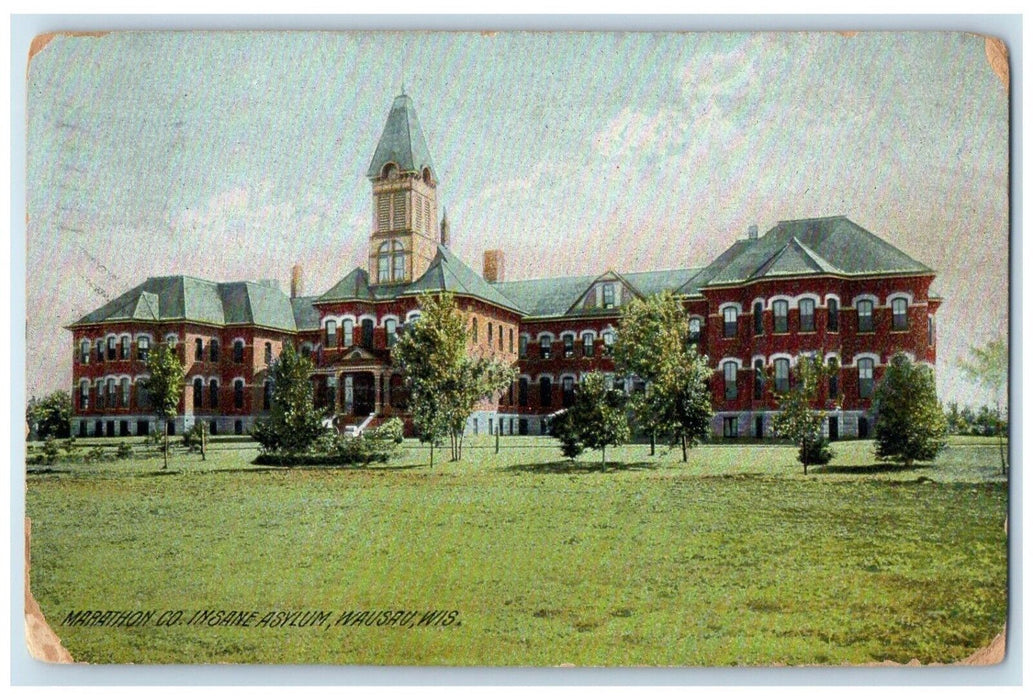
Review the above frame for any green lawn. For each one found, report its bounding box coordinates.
[25,436,1008,666]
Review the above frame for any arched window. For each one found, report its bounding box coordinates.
[233,339,245,363]
[539,377,552,407]
[79,380,90,410]
[723,307,738,338]
[488,322,493,346]
[562,333,575,358]
[361,319,374,349]
[562,377,575,407]
[342,319,354,347]
[688,318,702,344]
[723,362,738,400]
[263,380,272,410]
[928,316,935,346]
[892,298,908,330]
[107,378,117,407]
[120,335,131,360]
[300,343,312,358]
[828,361,840,397]
[193,377,203,409]
[195,338,204,361]
[95,339,104,363]
[753,359,765,399]
[121,378,130,408]
[583,333,595,358]
[540,336,552,360]
[325,320,337,348]
[136,378,150,410]
[80,339,90,364]
[827,298,840,332]
[137,336,150,361]
[385,318,398,347]
[509,328,514,353]
[858,358,875,398]
[209,338,219,362]
[774,358,790,393]
[518,334,528,358]
[472,317,479,343]
[107,336,117,361]
[518,377,529,406]
[602,331,616,355]
[234,379,245,409]
[209,379,219,409]
[773,300,789,333]
[753,301,764,335]
[377,240,406,283]
[799,299,815,332]
[857,300,874,333]
[95,380,106,410]
[264,342,273,365]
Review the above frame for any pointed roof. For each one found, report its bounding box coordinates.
[317,267,373,303]
[366,93,436,179]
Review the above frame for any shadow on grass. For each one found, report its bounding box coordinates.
[26,467,73,475]
[811,462,931,476]
[503,460,660,474]
[215,463,424,474]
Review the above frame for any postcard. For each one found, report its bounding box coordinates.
[23,29,1009,667]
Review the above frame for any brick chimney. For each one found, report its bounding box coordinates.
[483,249,505,284]
[747,224,759,240]
[290,263,303,298]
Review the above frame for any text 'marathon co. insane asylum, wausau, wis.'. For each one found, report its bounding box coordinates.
[66,91,941,441]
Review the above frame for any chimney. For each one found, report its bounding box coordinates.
[748,224,759,240]
[483,249,505,284]
[440,208,450,247]
[290,263,303,298]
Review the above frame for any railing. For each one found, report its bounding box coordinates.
[345,412,378,437]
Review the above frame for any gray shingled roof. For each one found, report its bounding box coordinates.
[318,245,524,314]
[366,93,436,179]
[702,216,932,286]
[494,268,700,319]
[69,276,302,331]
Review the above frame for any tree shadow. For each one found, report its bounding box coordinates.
[25,467,73,475]
[502,460,660,475]
[810,462,931,476]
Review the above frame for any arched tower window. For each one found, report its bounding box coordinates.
[377,240,407,283]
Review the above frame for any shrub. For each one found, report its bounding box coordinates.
[40,437,60,466]
[85,446,106,463]
[116,442,133,460]
[798,438,833,468]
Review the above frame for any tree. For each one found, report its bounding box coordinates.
[251,343,327,461]
[771,355,837,475]
[143,342,185,470]
[960,337,1008,473]
[944,401,968,435]
[26,391,72,440]
[612,291,713,461]
[552,371,631,468]
[392,292,517,463]
[872,353,948,467]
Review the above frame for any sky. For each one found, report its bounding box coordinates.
[24,31,1009,405]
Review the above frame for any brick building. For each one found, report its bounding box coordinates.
[67,92,941,439]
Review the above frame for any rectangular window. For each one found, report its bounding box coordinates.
[343,320,354,347]
[859,359,875,398]
[120,336,130,360]
[233,341,245,363]
[79,383,89,410]
[96,382,105,410]
[108,378,117,408]
[799,299,815,332]
[193,378,203,409]
[234,380,245,409]
[540,337,552,360]
[857,301,874,332]
[376,195,390,232]
[539,378,552,407]
[688,319,701,344]
[195,338,204,361]
[775,359,790,393]
[928,316,935,346]
[753,302,764,335]
[136,381,149,410]
[602,284,615,308]
[562,377,575,407]
[583,334,595,357]
[210,339,219,362]
[80,340,90,364]
[488,323,493,346]
[391,191,406,229]
[264,342,273,365]
[361,319,374,349]
[723,308,738,338]
[326,321,337,348]
[773,301,788,333]
[723,417,739,438]
[603,332,615,355]
[519,335,528,359]
[563,334,574,358]
[107,337,116,361]
[724,363,738,400]
[386,319,398,347]
[518,377,529,407]
[137,337,150,361]
[121,378,130,408]
[96,340,105,363]
[753,360,764,400]
[828,299,839,332]
[829,373,839,398]
[509,328,514,353]
[263,381,272,410]
[209,380,219,409]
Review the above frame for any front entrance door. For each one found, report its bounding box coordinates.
[828,416,839,441]
[353,373,375,416]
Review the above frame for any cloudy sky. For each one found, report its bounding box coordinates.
[25,31,1008,405]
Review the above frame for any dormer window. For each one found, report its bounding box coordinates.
[602,283,615,309]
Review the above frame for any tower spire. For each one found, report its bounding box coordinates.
[440,207,450,247]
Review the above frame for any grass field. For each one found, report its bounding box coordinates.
[25,436,1008,666]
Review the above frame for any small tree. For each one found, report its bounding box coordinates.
[551,372,630,469]
[251,343,327,462]
[393,292,517,463]
[772,355,837,475]
[143,342,185,470]
[613,291,713,461]
[26,391,72,440]
[872,353,948,467]
[960,337,1008,473]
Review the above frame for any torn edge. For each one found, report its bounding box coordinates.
[24,518,75,663]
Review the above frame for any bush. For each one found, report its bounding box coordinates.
[84,446,106,463]
[182,422,208,453]
[799,438,833,468]
[40,437,60,466]
[116,442,133,460]
[253,420,403,467]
